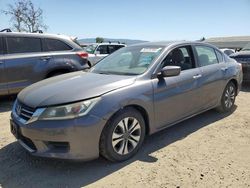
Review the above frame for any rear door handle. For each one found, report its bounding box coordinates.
[193,74,202,79]
[221,67,228,71]
[40,56,51,61]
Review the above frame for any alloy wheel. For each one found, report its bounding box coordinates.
[112,117,141,155]
[224,85,235,109]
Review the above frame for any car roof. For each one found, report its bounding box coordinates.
[130,41,220,49]
[0,32,73,41]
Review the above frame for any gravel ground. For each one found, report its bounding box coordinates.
[0,84,250,188]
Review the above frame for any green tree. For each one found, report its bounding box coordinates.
[96,37,104,43]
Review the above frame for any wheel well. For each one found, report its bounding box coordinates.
[123,105,150,135]
[46,69,70,78]
[229,79,238,94]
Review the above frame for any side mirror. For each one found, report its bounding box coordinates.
[158,66,181,77]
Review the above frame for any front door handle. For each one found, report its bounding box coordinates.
[40,56,51,61]
[193,74,202,79]
[221,67,228,71]
[0,61,4,64]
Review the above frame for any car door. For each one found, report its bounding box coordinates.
[152,45,202,129]
[4,36,51,94]
[0,36,8,95]
[193,45,225,109]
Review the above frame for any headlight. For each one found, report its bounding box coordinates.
[39,97,100,120]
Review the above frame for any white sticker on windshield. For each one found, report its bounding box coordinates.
[140,48,162,53]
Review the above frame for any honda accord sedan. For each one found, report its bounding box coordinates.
[10,41,243,162]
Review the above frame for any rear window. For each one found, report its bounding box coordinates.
[44,39,72,51]
[0,37,3,54]
[7,37,42,54]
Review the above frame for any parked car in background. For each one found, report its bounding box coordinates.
[85,42,126,65]
[0,29,90,96]
[220,48,235,56]
[230,43,250,82]
[10,41,242,162]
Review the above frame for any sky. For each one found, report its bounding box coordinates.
[0,0,250,41]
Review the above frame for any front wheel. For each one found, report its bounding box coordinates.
[100,108,146,162]
[217,82,236,112]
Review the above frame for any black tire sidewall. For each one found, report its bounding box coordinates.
[101,108,146,162]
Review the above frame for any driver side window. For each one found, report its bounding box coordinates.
[162,45,195,71]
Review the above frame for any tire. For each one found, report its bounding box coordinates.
[100,107,146,162]
[217,82,236,112]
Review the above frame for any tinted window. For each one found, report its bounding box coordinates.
[0,37,3,54]
[96,45,108,54]
[44,39,72,51]
[7,37,42,54]
[108,45,118,54]
[195,46,218,66]
[162,46,195,71]
[215,50,224,63]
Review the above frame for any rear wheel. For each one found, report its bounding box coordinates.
[100,108,146,162]
[217,82,236,112]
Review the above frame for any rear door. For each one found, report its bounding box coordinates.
[4,36,49,94]
[0,36,8,95]
[193,45,225,109]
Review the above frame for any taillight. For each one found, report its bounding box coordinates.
[77,52,88,58]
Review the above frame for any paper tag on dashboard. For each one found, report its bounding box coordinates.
[140,48,162,53]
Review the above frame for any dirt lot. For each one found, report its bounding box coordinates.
[0,84,250,188]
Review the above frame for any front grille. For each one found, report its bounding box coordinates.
[15,102,35,121]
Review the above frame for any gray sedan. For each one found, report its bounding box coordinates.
[10,41,243,162]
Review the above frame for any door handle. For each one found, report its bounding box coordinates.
[193,74,202,79]
[40,56,51,61]
[0,61,3,64]
[221,67,228,71]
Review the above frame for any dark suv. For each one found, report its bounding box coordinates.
[0,30,89,96]
[230,43,250,82]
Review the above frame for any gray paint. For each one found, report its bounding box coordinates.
[11,41,243,160]
[0,32,88,95]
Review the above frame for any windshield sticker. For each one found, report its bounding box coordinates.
[140,48,162,53]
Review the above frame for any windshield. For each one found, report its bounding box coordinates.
[242,43,250,51]
[90,45,163,75]
[85,44,97,54]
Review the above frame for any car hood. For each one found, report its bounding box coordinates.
[18,71,136,108]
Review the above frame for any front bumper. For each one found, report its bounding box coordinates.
[10,112,106,161]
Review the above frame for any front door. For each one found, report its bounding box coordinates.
[153,45,202,129]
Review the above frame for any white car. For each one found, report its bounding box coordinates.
[220,48,235,56]
[85,42,126,65]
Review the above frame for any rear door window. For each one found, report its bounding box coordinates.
[96,45,108,54]
[195,46,218,66]
[0,37,3,54]
[7,37,42,54]
[108,45,124,54]
[44,39,72,51]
